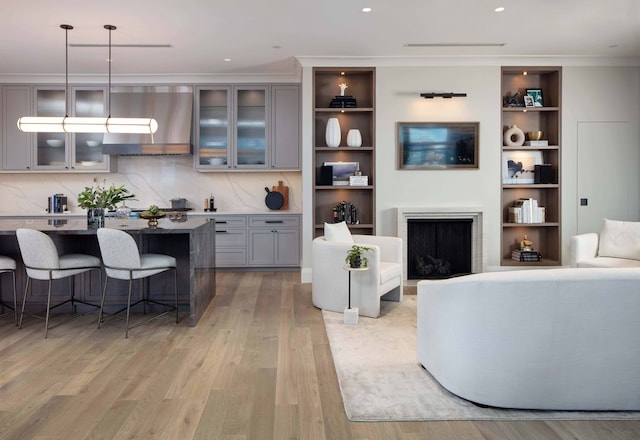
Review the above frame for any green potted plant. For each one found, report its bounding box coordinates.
[77,177,136,228]
[345,244,372,268]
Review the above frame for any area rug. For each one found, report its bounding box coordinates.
[322,296,640,421]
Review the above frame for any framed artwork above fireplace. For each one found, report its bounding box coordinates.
[397,122,479,170]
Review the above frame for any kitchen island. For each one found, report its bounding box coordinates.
[0,217,215,326]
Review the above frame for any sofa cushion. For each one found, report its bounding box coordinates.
[577,257,640,268]
[324,221,354,243]
[379,261,402,285]
[598,219,640,260]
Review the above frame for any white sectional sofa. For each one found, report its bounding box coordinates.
[417,267,640,410]
[571,218,640,268]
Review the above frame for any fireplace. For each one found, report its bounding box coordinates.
[407,219,472,279]
[396,207,483,283]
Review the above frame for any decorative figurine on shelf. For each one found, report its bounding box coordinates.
[520,235,533,251]
[330,82,357,108]
[504,91,523,107]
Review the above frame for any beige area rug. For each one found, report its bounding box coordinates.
[323,296,640,422]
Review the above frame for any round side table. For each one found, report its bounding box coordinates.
[343,264,369,325]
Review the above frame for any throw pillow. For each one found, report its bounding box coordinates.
[324,221,354,243]
[598,218,640,260]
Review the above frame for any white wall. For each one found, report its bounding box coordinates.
[300,62,640,279]
[375,66,501,268]
[562,66,640,256]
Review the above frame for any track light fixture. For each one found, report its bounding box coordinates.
[17,24,158,134]
[420,93,467,99]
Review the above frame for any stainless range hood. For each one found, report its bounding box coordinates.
[102,85,193,155]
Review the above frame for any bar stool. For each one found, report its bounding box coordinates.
[0,255,17,324]
[16,228,102,338]
[96,228,179,338]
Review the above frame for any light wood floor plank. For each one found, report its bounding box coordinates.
[0,271,639,440]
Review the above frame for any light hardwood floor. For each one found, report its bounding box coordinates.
[0,271,639,439]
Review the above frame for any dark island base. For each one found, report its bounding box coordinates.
[0,217,216,327]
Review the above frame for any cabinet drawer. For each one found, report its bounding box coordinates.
[212,216,247,228]
[249,215,300,228]
[216,249,247,267]
[215,229,246,248]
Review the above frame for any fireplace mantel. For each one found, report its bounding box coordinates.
[395,207,485,283]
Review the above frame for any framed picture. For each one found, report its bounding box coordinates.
[502,151,543,184]
[523,95,535,108]
[323,161,359,186]
[525,89,544,107]
[397,122,479,169]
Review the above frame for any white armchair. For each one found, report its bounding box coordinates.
[571,219,640,268]
[312,232,403,318]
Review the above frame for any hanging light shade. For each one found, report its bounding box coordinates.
[17,24,158,134]
[17,116,158,133]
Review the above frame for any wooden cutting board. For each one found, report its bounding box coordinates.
[272,180,289,210]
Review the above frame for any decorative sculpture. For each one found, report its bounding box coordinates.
[339,83,348,96]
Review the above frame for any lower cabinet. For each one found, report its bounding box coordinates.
[213,214,300,268]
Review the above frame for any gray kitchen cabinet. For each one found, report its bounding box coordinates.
[211,213,300,268]
[212,214,248,267]
[1,84,114,173]
[248,215,300,267]
[271,85,300,169]
[195,84,300,171]
[2,85,32,170]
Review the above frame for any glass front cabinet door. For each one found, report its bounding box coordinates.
[34,87,67,169]
[72,87,110,170]
[234,86,268,169]
[196,86,231,168]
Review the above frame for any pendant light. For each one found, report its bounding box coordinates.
[17,24,158,134]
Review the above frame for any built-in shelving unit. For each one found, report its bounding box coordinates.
[313,67,376,238]
[501,66,562,266]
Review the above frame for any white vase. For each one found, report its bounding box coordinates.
[325,118,341,147]
[503,124,525,147]
[346,129,363,147]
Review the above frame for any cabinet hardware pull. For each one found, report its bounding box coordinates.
[215,221,227,224]
[265,220,284,224]
[216,230,228,233]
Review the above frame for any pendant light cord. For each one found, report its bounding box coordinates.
[61,24,73,118]
[105,25,116,118]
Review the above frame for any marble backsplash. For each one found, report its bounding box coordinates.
[0,156,301,215]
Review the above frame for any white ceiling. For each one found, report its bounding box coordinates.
[0,0,638,78]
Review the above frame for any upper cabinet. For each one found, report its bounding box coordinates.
[1,84,114,172]
[195,84,299,171]
[2,85,32,170]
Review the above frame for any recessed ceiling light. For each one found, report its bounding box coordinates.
[362,7,372,12]
[494,7,505,12]
[224,58,231,62]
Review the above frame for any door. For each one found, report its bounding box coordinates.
[577,121,640,234]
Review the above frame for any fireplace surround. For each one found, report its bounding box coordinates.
[396,207,484,283]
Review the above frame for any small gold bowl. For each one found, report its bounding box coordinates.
[527,131,544,141]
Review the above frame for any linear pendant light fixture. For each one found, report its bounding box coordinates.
[17,24,158,134]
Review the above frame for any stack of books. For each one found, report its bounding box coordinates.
[508,198,546,223]
[512,249,542,262]
[329,95,357,108]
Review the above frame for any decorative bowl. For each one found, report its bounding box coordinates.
[45,139,64,147]
[139,212,166,227]
[526,131,544,141]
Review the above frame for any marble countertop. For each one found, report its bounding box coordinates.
[0,209,302,218]
[0,217,215,234]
